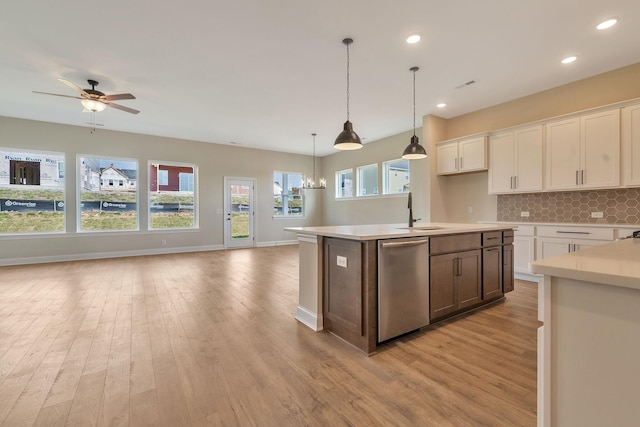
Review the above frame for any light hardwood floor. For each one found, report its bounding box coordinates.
[0,245,539,426]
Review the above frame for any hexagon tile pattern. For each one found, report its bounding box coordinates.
[497,188,640,224]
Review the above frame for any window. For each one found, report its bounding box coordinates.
[383,159,410,194]
[0,148,65,233]
[158,170,168,186]
[274,171,303,216]
[149,162,197,229]
[335,169,353,198]
[357,164,378,196]
[79,156,138,231]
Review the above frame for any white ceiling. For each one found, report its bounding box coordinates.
[2,1,640,156]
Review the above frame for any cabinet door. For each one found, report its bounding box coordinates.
[513,235,535,274]
[457,249,482,309]
[514,125,543,192]
[537,237,571,260]
[429,252,457,319]
[545,118,580,191]
[581,109,620,189]
[459,136,487,172]
[488,131,515,194]
[622,103,640,186]
[482,247,503,300]
[436,142,459,175]
[503,244,514,293]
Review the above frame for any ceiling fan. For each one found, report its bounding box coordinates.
[33,78,140,114]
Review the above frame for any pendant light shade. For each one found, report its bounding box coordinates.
[402,66,427,160]
[303,133,326,189]
[334,38,363,150]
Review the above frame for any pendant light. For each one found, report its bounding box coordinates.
[303,133,326,189]
[334,38,363,150]
[402,66,428,160]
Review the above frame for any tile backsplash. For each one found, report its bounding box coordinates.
[497,188,640,224]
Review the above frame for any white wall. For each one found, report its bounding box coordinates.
[321,129,429,226]
[0,117,323,264]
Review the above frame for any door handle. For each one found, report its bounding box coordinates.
[581,170,585,185]
[576,170,579,185]
[454,158,458,170]
[460,157,463,169]
[513,176,517,189]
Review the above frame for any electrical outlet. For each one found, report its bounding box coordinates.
[161,239,167,246]
[336,255,347,268]
[591,212,604,219]
[520,211,530,218]
[468,206,473,214]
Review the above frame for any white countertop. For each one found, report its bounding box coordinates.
[285,222,514,241]
[532,238,640,290]
[481,221,640,229]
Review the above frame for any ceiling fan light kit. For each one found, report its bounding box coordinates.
[334,37,363,151]
[33,78,140,115]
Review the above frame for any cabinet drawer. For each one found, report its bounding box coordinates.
[537,226,614,241]
[430,233,481,254]
[503,230,514,244]
[514,225,536,237]
[483,231,503,246]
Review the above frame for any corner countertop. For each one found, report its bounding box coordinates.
[284,222,515,241]
[532,238,640,290]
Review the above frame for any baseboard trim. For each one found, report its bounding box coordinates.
[295,305,323,331]
[0,244,225,266]
[515,272,540,282]
[255,240,298,247]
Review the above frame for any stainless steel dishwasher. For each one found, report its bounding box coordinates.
[378,237,429,342]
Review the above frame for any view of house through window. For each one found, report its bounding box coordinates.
[149,162,196,229]
[357,164,379,196]
[0,148,65,233]
[79,156,138,231]
[274,171,303,216]
[335,169,353,198]
[383,159,410,194]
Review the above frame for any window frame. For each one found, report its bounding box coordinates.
[335,168,354,199]
[77,155,139,233]
[356,163,379,197]
[148,161,198,230]
[382,159,410,195]
[0,147,66,235]
[273,171,304,218]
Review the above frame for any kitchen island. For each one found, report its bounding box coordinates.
[286,222,515,354]
[532,237,640,427]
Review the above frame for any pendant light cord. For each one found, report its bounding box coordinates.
[346,41,350,121]
[312,133,317,181]
[412,68,416,137]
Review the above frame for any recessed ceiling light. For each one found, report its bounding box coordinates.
[436,103,447,108]
[406,34,421,44]
[561,56,577,64]
[597,18,618,30]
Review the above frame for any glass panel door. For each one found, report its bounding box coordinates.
[224,177,255,248]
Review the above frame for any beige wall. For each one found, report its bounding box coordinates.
[322,129,429,226]
[0,117,322,264]
[426,61,640,223]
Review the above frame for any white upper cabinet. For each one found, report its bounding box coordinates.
[489,125,543,194]
[436,135,487,175]
[622,103,640,186]
[545,108,620,191]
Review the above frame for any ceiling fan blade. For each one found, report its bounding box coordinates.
[104,93,136,101]
[58,78,90,97]
[106,102,140,114]
[33,91,83,100]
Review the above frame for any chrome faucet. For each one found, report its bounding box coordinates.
[408,192,420,227]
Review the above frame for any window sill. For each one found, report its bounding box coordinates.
[335,193,409,201]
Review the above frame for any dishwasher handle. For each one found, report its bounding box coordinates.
[380,239,429,248]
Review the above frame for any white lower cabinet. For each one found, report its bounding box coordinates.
[536,226,615,260]
[513,225,536,274]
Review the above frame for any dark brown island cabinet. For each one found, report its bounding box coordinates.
[323,229,514,354]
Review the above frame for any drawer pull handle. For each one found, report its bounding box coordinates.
[556,231,590,235]
[486,237,499,240]
[486,248,499,252]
